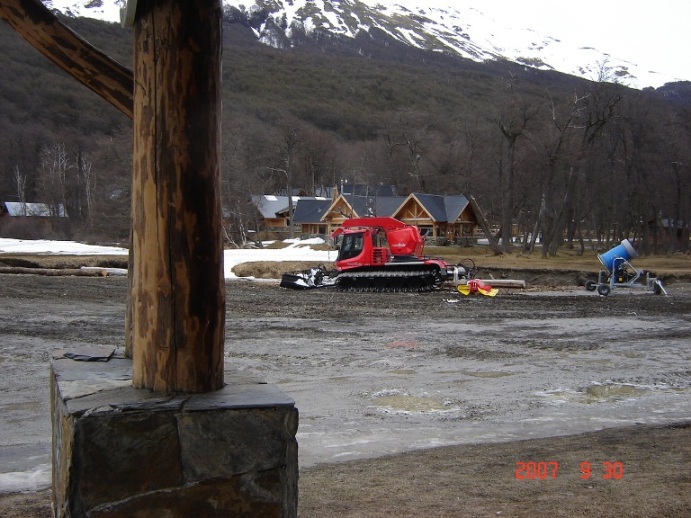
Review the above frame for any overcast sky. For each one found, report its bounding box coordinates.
[479,0,691,84]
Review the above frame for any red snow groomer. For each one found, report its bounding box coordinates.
[280,217,474,291]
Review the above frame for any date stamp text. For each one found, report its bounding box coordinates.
[515,461,624,480]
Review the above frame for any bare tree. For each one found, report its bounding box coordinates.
[538,78,622,256]
[493,78,540,253]
[78,151,95,229]
[221,118,272,246]
[38,142,70,219]
[12,165,28,215]
[376,110,438,192]
[273,118,304,238]
[528,92,582,255]
[300,127,336,195]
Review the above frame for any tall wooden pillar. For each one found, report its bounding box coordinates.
[130,0,225,393]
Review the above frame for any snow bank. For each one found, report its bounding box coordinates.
[224,238,334,279]
[0,238,128,256]
[0,464,51,493]
[0,238,335,280]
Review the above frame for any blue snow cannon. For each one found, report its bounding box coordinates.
[597,239,637,273]
[585,239,666,296]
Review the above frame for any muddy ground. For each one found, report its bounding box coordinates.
[0,271,689,516]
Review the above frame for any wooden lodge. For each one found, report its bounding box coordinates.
[273,191,479,243]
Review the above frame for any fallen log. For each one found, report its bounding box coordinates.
[80,266,128,276]
[457,279,527,288]
[0,266,108,276]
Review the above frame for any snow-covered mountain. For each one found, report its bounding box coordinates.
[41,0,687,89]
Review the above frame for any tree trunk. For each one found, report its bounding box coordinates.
[467,194,502,255]
[500,142,515,253]
[130,0,225,393]
[528,194,545,251]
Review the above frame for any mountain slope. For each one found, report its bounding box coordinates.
[42,0,686,89]
[224,0,632,84]
[1,9,689,249]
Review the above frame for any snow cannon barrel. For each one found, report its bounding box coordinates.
[598,239,637,273]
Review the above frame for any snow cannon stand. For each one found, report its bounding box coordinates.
[585,239,666,296]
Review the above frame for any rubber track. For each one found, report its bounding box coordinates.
[334,269,442,292]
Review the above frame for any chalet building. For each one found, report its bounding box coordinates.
[0,201,68,237]
[250,195,329,229]
[1,201,67,217]
[646,217,691,250]
[289,192,479,243]
[291,198,333,235]
[396,193,477,242]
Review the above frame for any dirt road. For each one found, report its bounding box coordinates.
[0,273,689,516]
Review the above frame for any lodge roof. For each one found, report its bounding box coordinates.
[251,192,475,227]
[1,201,67,217]
[250,195,328,219]
[326,194,404,219]
[292,199,331,224]
[411,193,470,222]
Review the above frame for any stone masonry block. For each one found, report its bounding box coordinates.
[51,350,298,517]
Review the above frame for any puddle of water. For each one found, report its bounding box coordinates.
[541,383,647,404]
[372,395,447,412]
[617,351,642,359]
[384,340,416,350]
[584,384,645,401]
[460,371,512,378]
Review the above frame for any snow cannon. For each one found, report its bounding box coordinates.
[597,239,637,273]
[585,239,666,296]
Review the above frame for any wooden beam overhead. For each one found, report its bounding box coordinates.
[0,0,134,119]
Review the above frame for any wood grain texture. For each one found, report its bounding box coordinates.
[0,0,134,118]
[130,0,225,392]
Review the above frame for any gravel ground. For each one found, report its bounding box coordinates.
[0,273,689,516]
[225,279,691,467]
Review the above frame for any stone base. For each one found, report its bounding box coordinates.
[51,348,298,517]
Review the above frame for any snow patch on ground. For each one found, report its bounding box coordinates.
[0,465,51,494]
[0,237,335,280]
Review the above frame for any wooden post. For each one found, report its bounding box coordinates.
[130,0,225,392]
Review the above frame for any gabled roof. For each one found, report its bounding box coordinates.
[251,195,328,219]
[343,195,374,217]
[292,199,331,224]
[258,192,475,226]
[441,195,470,222]
[370,196,406,217]
[340,184,396,197]
[330,195,406,219]
[1,202,67,217]
[409,194,470,222]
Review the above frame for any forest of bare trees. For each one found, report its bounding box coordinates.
[0,15,689,254]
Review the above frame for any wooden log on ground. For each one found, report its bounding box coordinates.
[457,279,527,288]
[0,266,107,276]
